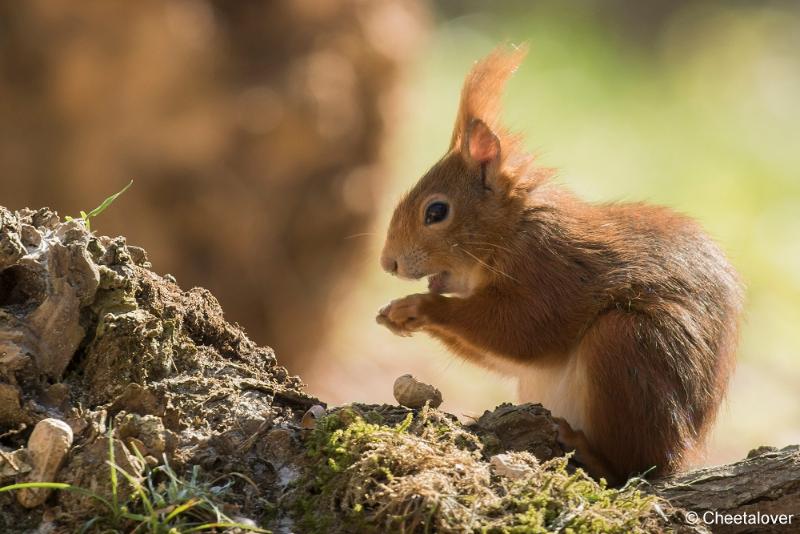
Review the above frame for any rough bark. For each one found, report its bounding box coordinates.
[652,445,800,533]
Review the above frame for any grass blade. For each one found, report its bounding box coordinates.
[118,511,150,522]
[108,430,119,515]
[0,482,114,512]
[78,515,101,534]
[0,482,72,492]
[164,497,201,522]
[107,460,153,516]
[184,522,270,533]
[87,180,133,218]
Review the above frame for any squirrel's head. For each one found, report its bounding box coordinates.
[380,44,550,296]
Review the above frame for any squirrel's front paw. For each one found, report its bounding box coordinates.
[376,293,435,336]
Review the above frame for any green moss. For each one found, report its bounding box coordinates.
[294,405,664,533]
[483,456,656,533]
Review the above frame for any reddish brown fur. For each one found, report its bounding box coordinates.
[377,45,742,483]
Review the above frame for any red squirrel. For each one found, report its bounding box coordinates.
[376,45,742,484]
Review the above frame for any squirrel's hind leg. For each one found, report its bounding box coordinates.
[580,309,703,483]
[555,417,618,486]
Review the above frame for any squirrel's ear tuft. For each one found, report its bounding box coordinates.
[449,43,527,153]
[451,44,550,192]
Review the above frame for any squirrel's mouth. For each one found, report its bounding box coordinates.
[427,271,450,294]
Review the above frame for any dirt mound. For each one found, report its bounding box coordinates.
[0,205,713,532]
[0,206,318,531]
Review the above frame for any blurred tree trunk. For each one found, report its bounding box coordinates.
[0,0,427,374]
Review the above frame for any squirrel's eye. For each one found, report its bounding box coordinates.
[424,201,449,226]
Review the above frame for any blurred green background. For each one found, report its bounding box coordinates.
[313,0,800,466]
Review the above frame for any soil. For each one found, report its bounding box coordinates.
[0,206,319,532]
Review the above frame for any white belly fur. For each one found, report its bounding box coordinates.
[482,349,589,432]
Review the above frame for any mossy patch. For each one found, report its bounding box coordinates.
[295,405,664,533]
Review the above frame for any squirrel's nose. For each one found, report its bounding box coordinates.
[381,255,398,275]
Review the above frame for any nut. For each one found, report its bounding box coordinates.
[17,418,74,508]
[393,374,442,409]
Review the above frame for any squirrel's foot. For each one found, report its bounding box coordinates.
[376,293,434,336]
[554,417,618,486]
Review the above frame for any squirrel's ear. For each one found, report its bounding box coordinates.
[462,119,500,167]
[449,45,532,192]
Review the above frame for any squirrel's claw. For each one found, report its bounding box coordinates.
[377,294,432,336]
[376,312,413,337]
